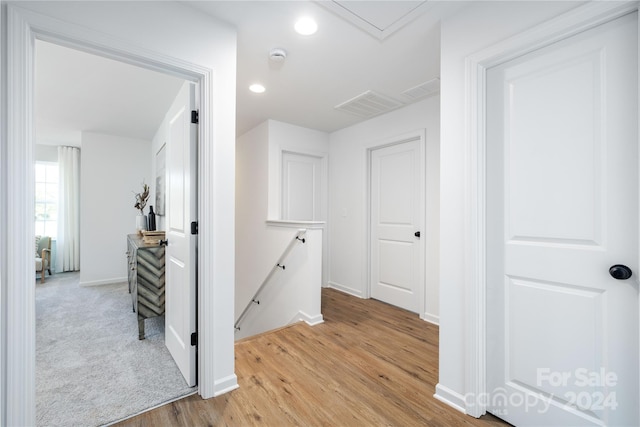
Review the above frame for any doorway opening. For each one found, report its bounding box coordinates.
[6,6,237,426]
[34,39,199,425]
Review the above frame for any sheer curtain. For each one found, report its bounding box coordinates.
[57,146,80,271]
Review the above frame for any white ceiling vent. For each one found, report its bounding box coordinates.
[334,90,403,118]
[402,77,440,101]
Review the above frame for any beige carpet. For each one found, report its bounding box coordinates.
[36,272,196,426]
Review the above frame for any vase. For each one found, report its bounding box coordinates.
[136,214,148,234]
[147,206,156,231]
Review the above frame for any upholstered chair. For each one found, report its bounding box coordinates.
[36,236,52,283]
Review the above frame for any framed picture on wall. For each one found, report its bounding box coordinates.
[156,143,166,216]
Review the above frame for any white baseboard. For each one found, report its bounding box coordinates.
[434,383,467,414]
[327,281,363,298]
[79,276,127,287]
[212,374,239,397]
[421,312,439,325]
[291,311,324,326]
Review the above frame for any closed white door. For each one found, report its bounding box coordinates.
[282,152,322,221]
[165,82,197,386]
[486,13,638,426]
[370,139,424,313]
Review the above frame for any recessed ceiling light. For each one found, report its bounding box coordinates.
[249,84,266,94]
[295,16,318,35]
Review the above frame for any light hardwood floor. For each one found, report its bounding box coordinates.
[115,288,509,426]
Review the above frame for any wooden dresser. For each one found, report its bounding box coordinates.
[126,234,165,339]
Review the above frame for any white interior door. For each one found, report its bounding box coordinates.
[165,81,197,386]
[486,13,638,426]
[281,152,322,220]
[370,138,424,313]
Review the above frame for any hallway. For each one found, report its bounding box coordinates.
[116,288,508,426]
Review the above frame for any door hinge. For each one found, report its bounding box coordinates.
[190,221,198,235]
[191,332,197,346]
[191,110,199,124]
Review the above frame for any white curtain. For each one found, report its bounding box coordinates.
[57,146,81,271]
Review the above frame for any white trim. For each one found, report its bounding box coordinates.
[5,4,236,423]
[196,65,238,398]
[365,129,426,312]
[79,277,127,287]
[266,220,325,229]
[278,147,328,221]
[212,374,240,397]
[317,0,433,41]
[434,383,467,414]
[6,6,36,425]
[464,1,639,419]
[0,3,5,422]
[327,281,364,298]
[420,312,439,326]
[290,311,324,326]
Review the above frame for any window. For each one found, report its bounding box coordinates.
[35,162,58,238]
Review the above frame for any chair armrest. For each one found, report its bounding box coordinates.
[41,248,51,260]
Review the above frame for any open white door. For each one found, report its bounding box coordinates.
[165,82,197,386]
[486,13,638,425]
[370,137,424,313]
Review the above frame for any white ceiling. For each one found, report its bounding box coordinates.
[35,41,185,146]
[35,1,465,145]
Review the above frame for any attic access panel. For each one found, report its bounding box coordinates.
[317,1,430,40]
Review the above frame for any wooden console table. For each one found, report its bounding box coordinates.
[126,234,165,339]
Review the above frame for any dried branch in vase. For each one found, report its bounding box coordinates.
[133,182,150,214]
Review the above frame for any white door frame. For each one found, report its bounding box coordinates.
[5,5,232,424]
[463,1,640,418]
[365,130,426,316]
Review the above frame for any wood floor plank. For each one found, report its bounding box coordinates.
[115,288,509,427]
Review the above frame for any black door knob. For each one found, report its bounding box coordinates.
[414,231,421,238]
[609,264,632,280]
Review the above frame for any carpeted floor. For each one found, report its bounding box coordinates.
[36,272,196,427]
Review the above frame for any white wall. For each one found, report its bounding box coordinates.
[236,121,271,312]
[436,0,583,410]
[35,144,58,162]
[79,132,151,286]
[266,121,329,220]
[328,96,440,322]
[150,126,165,232]
[0,3,6,422]
[151,105,170,232]
[267,121,329,285]
[234,226,323,340]
[235,120,329,323]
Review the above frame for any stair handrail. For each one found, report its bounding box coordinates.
[234,228,307,332]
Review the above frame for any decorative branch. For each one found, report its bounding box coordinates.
[133,182,150,215]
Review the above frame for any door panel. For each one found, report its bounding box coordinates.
[165,82,197,387]
[282,152,322,221]
[506,51,602,244]
[487,13,638,426]
[370,139,423,313]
